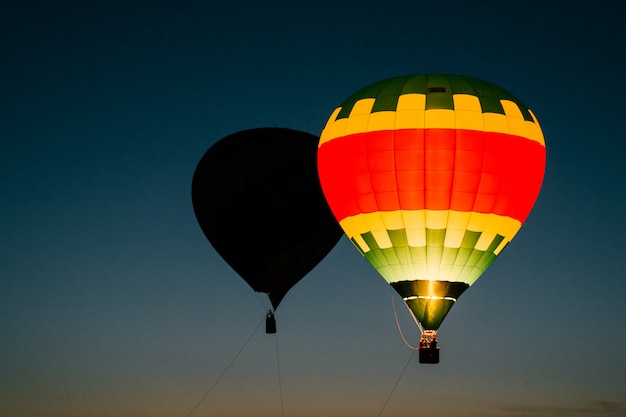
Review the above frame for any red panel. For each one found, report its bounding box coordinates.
[317,128,545,223]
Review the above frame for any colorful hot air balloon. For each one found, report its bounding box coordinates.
[193,127,343,333]
[317,74,545,361]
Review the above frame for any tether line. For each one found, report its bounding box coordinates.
[376,348,415,417]
[185,317,264,417]
[274,332,285,417]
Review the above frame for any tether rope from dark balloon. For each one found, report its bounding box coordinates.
[184,317,265,417]
[273,330,285,417]
[376,347,415,417]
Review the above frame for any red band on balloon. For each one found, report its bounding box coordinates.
[318,128,545,223]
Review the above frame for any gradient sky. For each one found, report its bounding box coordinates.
[1,1,625,416]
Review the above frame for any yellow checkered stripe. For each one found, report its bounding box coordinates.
[340,210,522,286]
[319,94,545,147]
[340,209,521,257]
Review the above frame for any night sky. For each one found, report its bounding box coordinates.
[2,1,625,416]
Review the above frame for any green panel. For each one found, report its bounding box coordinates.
[478,96,505,115]
[361,232,379,250]
[454,247,473,265]
[409,246,428,264]
[466,248,484,267]
[463,76,533,121]
[461,230,481,249]
[372,95,400,112]
[426,74,452,90]
[450,264,466,281]
[336,78,390,119]
[466,267,482,284]
[364,249,387,270]
[426,74,454,110]
[400,74,429,94]
[388,229,409,247]
[447,74,477,95]
[425,90,454,110]
[378,76,410,96]
[335,97,359,119]
[395,245,413,265]
[476,251,497,271]
[426,246,443,266]
[426,228,446,246]
[441,246,459,265]
[487,234,505,252]
[381,246,401,265]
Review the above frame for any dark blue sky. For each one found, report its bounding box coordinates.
[1,1,625,416]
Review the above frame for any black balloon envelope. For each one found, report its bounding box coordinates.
[192,127,343,312]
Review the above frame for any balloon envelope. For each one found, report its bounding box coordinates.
[193,127,343,310]
[317,74,546,330]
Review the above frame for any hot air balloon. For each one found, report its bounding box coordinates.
[317,74,545,362]
[192,127,343,333]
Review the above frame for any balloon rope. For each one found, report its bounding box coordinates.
[376,348,415,417]
[390,291,420,350]
[274,332,285,417]
[184,317,264,417]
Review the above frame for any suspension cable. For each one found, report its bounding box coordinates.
[185,317,264,417]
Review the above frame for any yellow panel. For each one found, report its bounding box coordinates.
[340,214,370,239]
[483,214,521,238]
[319,117,348,146]
[406,227,426,247]
[500,100,527,138]
[444,228,465,248]
[381,210,405,230]
[425,109,455,129]
[447,210,472,231]
[323,107,342,129]
[467,212,489,232]
[453,94,482,112]
[352,234,370,253]
[365,212,387,232]
[506,114,528,138]
[372,229,393,249]
[350,98,376,116]
[395,109,425,129]
[454,110,484,131]
[319,107,342,146]
[397,93,426,110]
[482,113,509,134]
[475,232,496,251]
[527,109,546,146]
[345,113,371,135]
[402,210,427,229]
[368,111,396,132]
[501,100,524,119]
[425,210,449,229]
[494,239,509,255]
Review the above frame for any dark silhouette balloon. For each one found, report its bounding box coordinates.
[192,127,343,313]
